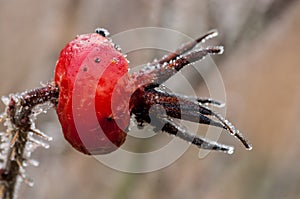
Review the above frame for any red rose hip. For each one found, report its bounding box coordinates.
[55,32,129,155]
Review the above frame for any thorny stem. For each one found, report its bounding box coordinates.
[0,84,58,199]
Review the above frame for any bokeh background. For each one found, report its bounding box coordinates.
[1,0,300,198]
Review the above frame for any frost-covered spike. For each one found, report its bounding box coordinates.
[208,46,224,54]
[236,130,253,151]
[157,30,221,65]
[171,46,225,69]
[28,136,50,149]
[30,128,53,141]
[160,117,235,154]
[196,138,235,155]
[171,95,225,108]
[212,112,252,150]
[10,132,19,148]
[197,98,225,108]
[196,46,224,55]
[155,89,225,108]
[197,29,219,43]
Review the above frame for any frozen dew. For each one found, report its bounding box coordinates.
[26,179,34,187]
[215,46,224,54]
[30,101,53,120]
[200,29,219,43]
[21,160,30,168]
[28,136,50,149]
[30,128,53,141]
[39,81,48,87]
[1,96,10,106]
[0,112,6,123]
[19,172,34,187]
[24,142,39,155]
[22,159,39,167]
[160,55,168,61]
[94,57,101,63]
[27,159,39,167]
[226,146,235,155]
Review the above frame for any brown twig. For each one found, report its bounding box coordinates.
[0,83,58,199]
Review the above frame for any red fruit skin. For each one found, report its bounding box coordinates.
[55,33,129,155]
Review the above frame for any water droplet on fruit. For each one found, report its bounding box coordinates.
[112,58,117,64]
[95,58,101,63]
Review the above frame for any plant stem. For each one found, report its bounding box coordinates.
[0,84,59,199]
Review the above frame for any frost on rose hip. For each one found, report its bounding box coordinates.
[54,33,129,155]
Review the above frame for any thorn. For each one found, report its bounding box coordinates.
[9,148,16,161]
[15,158,23,169]
[198,137,235,154]
[28,137,50,149]
[213,113,252,150]
[196,29,219,43]
[197,98,225,108]
[30,128,53,141]
[205,46,224,54]
[10,132,19,148]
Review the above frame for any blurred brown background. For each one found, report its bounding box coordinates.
[1,0,300,198]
